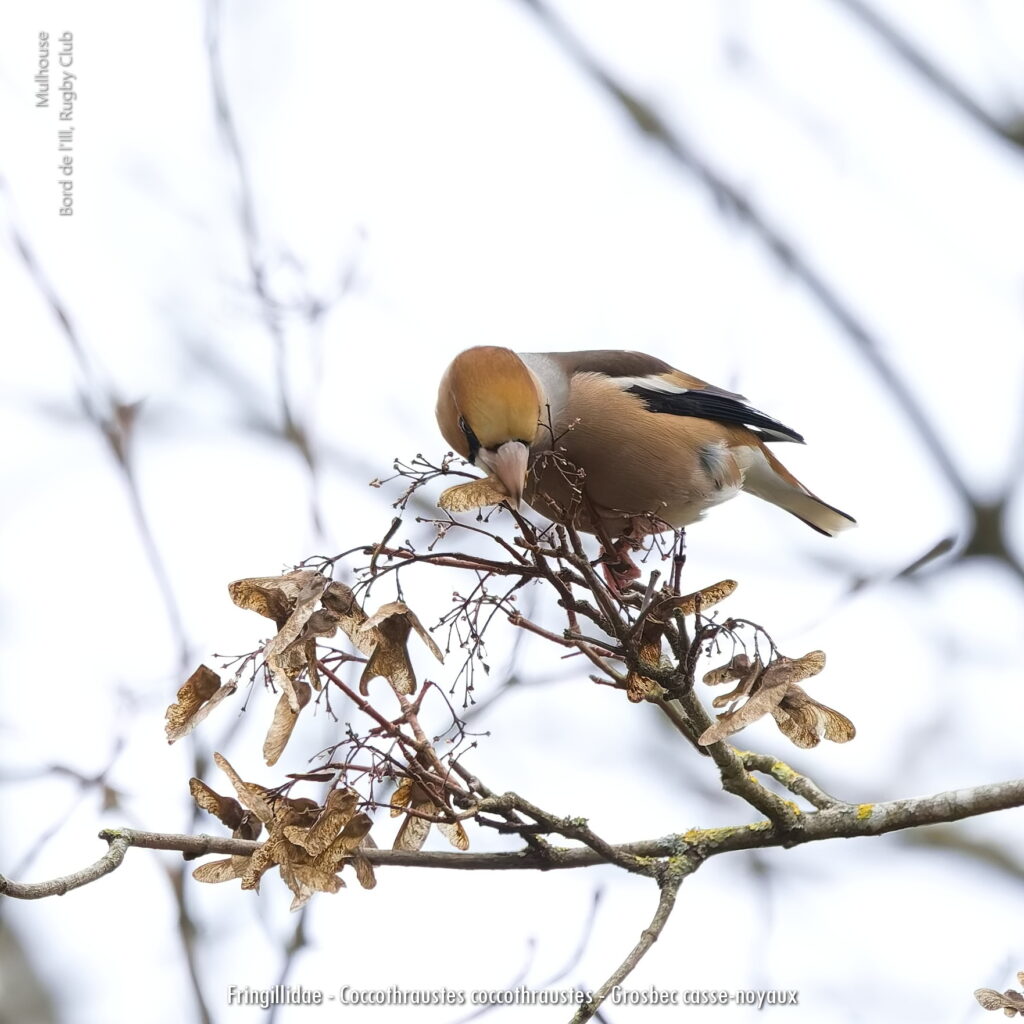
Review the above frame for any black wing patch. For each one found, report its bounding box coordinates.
[624,384,804,443]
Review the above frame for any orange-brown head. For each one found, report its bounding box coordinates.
[435,346,542,507]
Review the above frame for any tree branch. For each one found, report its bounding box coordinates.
[829,0,1024,150]
[476,793,658,876]
[674,688,802,831]
[0,834,130,899]
[4,777,1020,902]
[739,751,843,810]
[573,861,689,1023]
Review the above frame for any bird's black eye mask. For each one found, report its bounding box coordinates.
[458,416,481,464]
[458,416,531,463]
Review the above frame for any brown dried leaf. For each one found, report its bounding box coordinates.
[284,789,359,857]
[975,989,1004,1011]
[312,812,375,874]
[189,778,247,831]
[438,476,509,512]
[280,860,345,912]
[321,582,376,656]
[265,575,330,713]
[281,824,311,849]
[652,580,738,620]
[333,811,374,852]
[392,788,437,852]
[390,777,413,815]
[279,796,321,829]
[325,787,360,816]
[699,655,808,745]
[358,602,443,696]
[976,988,1020,1013]
[352,851,377,890]
[240,834,295,891]
[356,835,380,892]
[192,858,246,884]
[278,862,315,912]
[703,654,753,687]
[406,610,444,664]
[771,685,856,748]
[393,807,433,852]
[192,766,348,901]
[233,819,263,843]
[710,688,742,709]
[302,608,344,642]
[228,570,324,628]
[699,677,790,745]
[770,650,826,685]
[437,820,470,851]
[700,649,850,748]
[362,602,444,662]
[709,658,764,708]
[626,639,664,703]
[165,665,237,743]
[626,671,659,703]
[263,679,312,766]
[306,644,323,690]
[213,752,276,824]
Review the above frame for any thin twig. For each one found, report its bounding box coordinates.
[740,751,843,809]
[572,862,689,1023]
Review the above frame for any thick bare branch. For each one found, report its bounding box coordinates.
[6,776,1019,902]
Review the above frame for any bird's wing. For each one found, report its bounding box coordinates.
[524,350,804,444]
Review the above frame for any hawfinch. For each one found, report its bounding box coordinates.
[436,347,854,575]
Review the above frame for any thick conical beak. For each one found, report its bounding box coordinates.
[487,440,530,510]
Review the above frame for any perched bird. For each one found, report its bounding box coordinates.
[436,347,855,581]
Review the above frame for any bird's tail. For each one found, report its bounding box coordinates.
[742,448,856,537]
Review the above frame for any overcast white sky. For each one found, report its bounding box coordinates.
[2,2,1023,1022]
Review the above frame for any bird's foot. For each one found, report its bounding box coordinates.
[599,537,643,594]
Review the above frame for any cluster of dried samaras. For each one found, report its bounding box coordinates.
[164,571,461,909]
[163,552,853,907]
[698,647,854,748]
[165,571,443,759]
[189,755,375,912]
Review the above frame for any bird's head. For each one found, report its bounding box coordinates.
[436,346,541,508]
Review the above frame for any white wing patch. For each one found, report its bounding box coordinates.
[612,375,692,395]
